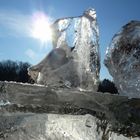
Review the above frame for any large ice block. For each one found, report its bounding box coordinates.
[104,21,140,98]
[28,8,100,91]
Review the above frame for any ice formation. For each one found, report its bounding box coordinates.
[104,21,140,98]
[0,114,139,140]
[28,8,100,90]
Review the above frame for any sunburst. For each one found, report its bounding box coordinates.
[31,12,52,44]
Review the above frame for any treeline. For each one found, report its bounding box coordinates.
[0,60,33,83]
[98,79,118,94]
[0,60,118,94]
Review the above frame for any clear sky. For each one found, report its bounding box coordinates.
[0,0,140,80]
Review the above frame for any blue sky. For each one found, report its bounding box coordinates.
[0,0,140,80]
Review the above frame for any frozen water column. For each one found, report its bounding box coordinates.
[28,9,100,91]
[104,21,140,98]
[51,8,100,90]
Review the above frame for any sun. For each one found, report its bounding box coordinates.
[31,12,52,44]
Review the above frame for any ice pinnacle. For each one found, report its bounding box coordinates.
[28,8,100,91]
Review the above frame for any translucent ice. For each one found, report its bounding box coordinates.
[105,21,140,98]
[28,8,100,91]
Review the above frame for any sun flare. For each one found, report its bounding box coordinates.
[31,12,52,43]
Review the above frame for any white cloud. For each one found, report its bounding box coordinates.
[25,48,51,64]
[0,10,32,37]
[25,49,36,60]
[0,10,53,43]
[0,9,54,53]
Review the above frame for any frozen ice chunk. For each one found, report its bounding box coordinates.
[28,8,100,91]
[105,21,140,98]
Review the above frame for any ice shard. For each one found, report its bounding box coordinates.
[28,8,100,91]
[104,21,140,98]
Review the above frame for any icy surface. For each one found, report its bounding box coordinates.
[0,81,140,139]
[52,8,99,74]
[28,8,100,90]
[104,21,140,98]
[0,113,139,140]
[0,100,11,106]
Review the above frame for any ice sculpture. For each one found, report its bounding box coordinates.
[28,8,100,90]
[104,21,140,98]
